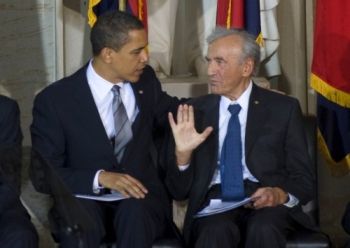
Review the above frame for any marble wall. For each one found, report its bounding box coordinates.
[0,0,56,146]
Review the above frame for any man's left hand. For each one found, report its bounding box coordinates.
[250,187,288,209]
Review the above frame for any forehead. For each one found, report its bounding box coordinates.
[121,29,147,49]
[207,35,243,58]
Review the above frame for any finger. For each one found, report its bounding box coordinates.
[253,196,267,209]
[115,175,146,199]
[177,105,183,123]
[199,126,213,141]
[125,186,145,199]
[183,104,189,122]
[119,179,145,199]
[168,112,176,130]
[125,175,148,194]
[119,189,131,198]
[188,105,194,124]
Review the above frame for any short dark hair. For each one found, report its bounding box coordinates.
[90,10,144,56]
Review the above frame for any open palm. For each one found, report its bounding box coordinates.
[168,104,213,154]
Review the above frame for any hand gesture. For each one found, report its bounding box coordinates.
[168,104,213,165]
[98,171,148,199]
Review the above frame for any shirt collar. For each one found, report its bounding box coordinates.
[87,60,125,100]
[220,81,253,113]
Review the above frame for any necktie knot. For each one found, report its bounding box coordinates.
[228,104,241,115]
[111,85,121,96]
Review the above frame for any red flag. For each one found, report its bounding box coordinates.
[217,0,244,28]
[87,0,147,31]
[311,0,350,175]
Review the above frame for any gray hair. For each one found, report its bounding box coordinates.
[207,27,260,75]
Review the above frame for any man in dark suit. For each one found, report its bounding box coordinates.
[0,95,38,248]
[31,11,178,248]
[166,28,315,247]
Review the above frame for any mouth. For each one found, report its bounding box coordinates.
[136,67,145,74]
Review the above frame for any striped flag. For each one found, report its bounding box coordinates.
[216,0,263,46]
[311,0,350,176]
[87,0,147,30]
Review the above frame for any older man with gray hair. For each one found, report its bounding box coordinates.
[165,28,315,248]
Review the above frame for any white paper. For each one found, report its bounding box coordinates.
[194,197,253,218]
[75,192,127,202]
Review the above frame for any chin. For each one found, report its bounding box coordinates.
[126,76,140,83]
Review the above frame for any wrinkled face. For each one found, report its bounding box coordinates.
[206,35,252,99]
[108,29,148,83]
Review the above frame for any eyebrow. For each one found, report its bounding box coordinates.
[205,56,227,62]
[129,45,147,54]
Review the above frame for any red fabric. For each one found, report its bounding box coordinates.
[217,0,244,28]
[231,0,244,28]
[216,0,229,27]
[312,0,350,93]
[128,0,147,32]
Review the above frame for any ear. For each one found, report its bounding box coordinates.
[100,47,114,64]
[242,58,254,77]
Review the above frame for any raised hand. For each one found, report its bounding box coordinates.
[168,104,213,165]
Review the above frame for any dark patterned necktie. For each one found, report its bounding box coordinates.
[220,104,245,201]
[111,85,133,163]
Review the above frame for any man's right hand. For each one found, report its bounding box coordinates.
[98,171,148,199]
[168,104,213,165]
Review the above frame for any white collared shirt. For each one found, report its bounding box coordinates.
[86,60,138,139]
[210,81,258,185]
[86,60,139,193]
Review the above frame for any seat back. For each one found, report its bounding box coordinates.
[301,115,319,225]
[30,149,95,247]
[0,145,22,193]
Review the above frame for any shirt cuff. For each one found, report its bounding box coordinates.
[93,169,105,194]
[283,193,299,208]
[178,164,190,171]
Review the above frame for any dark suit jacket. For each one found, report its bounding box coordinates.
[31,64,178,210]
[165,84,315,242]
[343,202,350,235]
[0,96,37,246]
[0,95,22,191]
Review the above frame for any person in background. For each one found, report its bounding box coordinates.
[0,95,38,248]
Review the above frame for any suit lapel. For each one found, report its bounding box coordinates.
[195,95,221,198]
[245,84,269,157]
[71,67,116,163]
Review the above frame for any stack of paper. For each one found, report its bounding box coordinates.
[194,197,252,218]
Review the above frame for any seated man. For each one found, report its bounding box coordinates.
[31,10,179,248]
[0,95,38,248]
[165,28,315,248]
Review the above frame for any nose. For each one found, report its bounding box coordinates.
[140,49,148,63]
[207,61,216,77]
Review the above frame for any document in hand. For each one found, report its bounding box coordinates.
[75,191,127,202]
[194,197,253,218]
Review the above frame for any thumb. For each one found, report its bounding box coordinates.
[199,126,213,142]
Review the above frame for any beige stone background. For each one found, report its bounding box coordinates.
[0,0,349,247]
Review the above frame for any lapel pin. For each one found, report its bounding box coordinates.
[138,90,143,94]
[254,100,259,105]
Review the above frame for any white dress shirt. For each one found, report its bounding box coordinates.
[86,60,138,193]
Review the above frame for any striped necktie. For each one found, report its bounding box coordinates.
[111,85,133,163]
